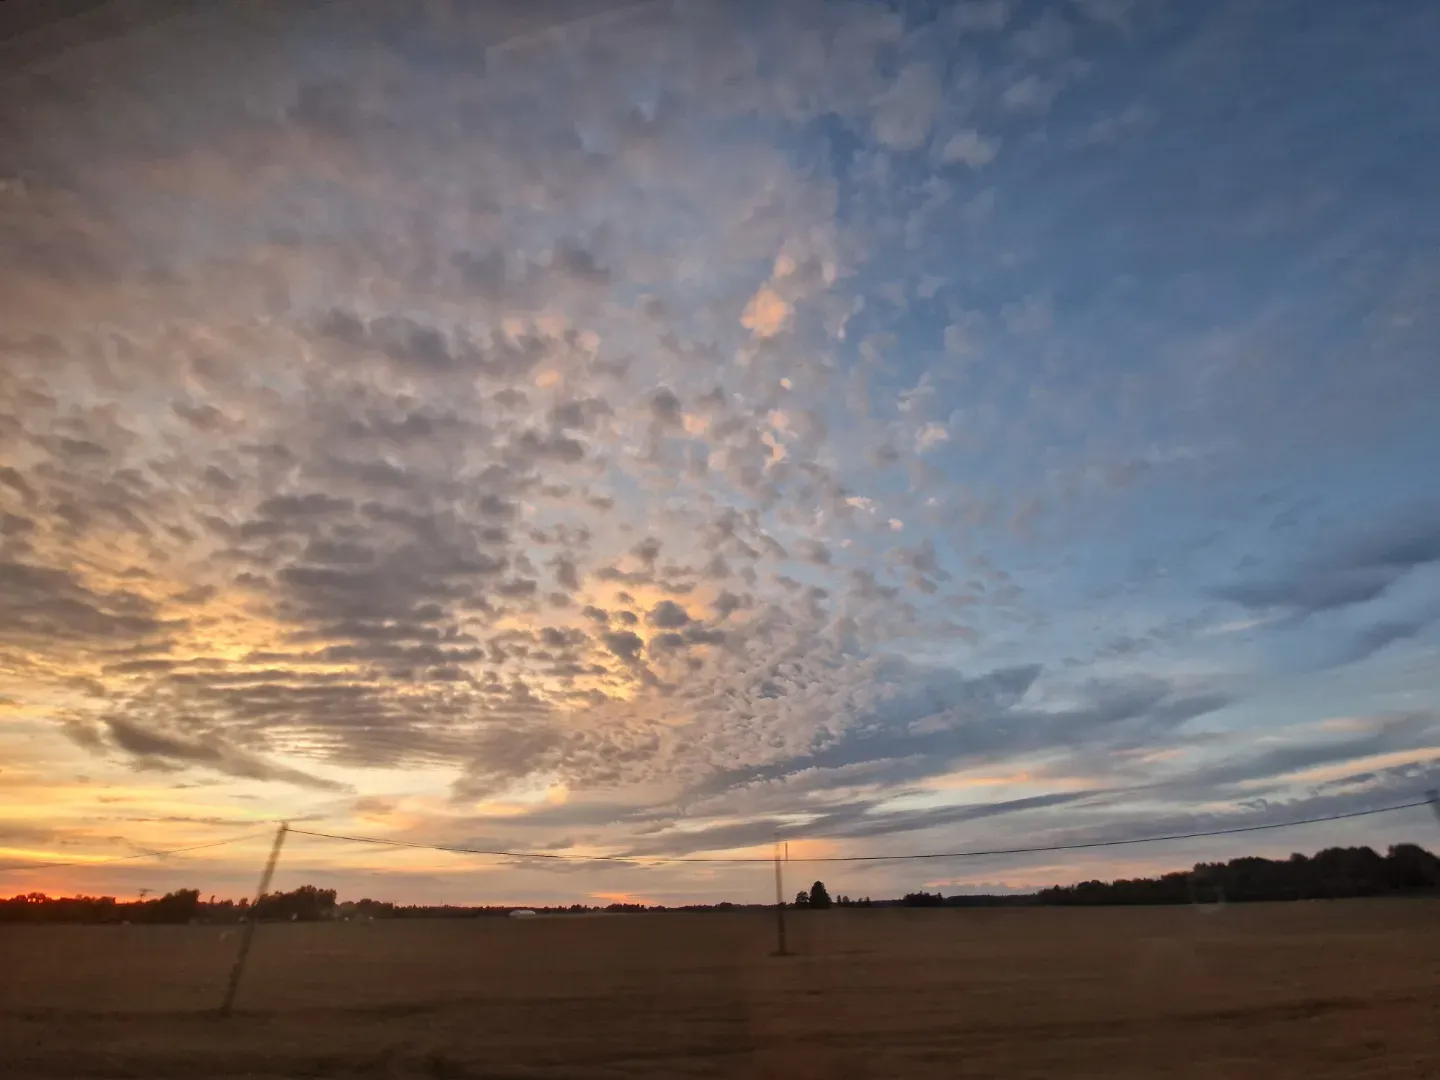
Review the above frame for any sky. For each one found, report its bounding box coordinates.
[2,0,1439,907]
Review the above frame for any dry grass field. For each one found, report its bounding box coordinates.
[3,900,1440,1078]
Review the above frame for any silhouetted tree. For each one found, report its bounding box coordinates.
[254,885,337,921]
[793,890,810,908]
[808,881,832,909]
[1386,843,1440,889]
[1036,844,1440,906]
[901,890,946,908]
[144,889,202,924]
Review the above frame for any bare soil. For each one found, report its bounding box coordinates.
[3,900,1439,1078]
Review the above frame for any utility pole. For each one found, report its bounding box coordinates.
[219,822,288,1017]
[772,839,790,956]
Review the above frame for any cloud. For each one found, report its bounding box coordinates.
[0,561,168,645]
[1157,712,1439,797]
[871,62,943,151]
[953,1,1013,34]
[1074,100,1157,146]
[1012,8,1073,59]
[649,388,683,427]
[796,539,832,566]
[1070,0,1136,28]
[1002,293,1053,335]
[914,422,950,454]
[1217,513,1440,616]
[1340,619,1427,665]
[1002,75,1058,112]
[740,285,792,338]
[937,129,1000,169]
[78,717,349,791]
[646,600,690,629]
[675,661,1230,815]
[943,317,981,356]
[619,789,1101,857]
[602,630,645,660]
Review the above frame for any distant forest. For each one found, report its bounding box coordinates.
[904,843,1440,908]
[4,843,1439,924]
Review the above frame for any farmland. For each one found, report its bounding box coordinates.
[3,900,1440,1078]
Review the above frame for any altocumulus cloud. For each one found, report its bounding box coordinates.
[1,0,1439,899]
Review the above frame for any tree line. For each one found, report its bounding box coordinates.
[896,844,1440,907]
[5,843,1437,923]
[0,886,742,924]
[1036,843,1440,906]
[0,885,340,925]
[792,881,873,908]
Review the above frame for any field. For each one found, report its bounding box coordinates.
[3,901,1440,1078]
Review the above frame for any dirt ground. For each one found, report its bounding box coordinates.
[3,900,1440,1078]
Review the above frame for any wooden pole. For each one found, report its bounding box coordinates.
[772,839,790,956]
[219,822,288,1017]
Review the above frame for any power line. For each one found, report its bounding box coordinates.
[0,831,271,873]
[287,828,643,863]
[289,797,1436,866]
[5,797,1428,876]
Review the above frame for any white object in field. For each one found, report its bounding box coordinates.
[509,909,538,919]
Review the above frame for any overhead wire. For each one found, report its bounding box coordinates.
[287,796,1437,866]
[3,798,1430,877]
[0,830,272,873]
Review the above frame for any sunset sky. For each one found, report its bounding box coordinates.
[2,0,1439,907]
